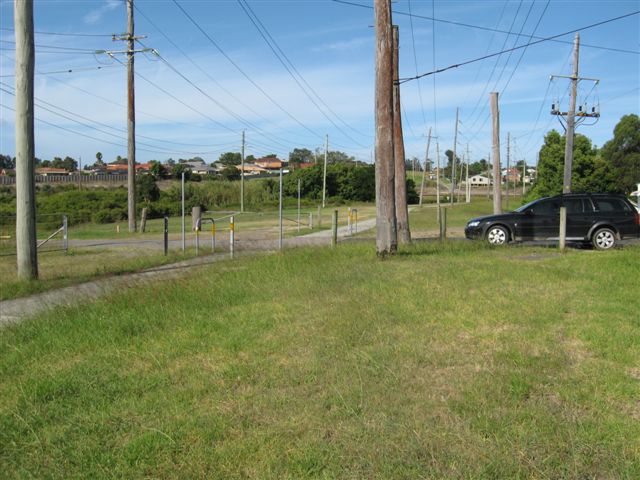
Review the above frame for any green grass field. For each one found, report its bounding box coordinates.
[1,241,638,478]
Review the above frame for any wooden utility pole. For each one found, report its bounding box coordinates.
[374,0,397,255]
[563,33,580,194]
[451,107,458,205]
[126,0,136,232]
[240,130,245,212]
[550,34,599,250]
[419,127,432,205]
[392,25,410,244]
[490,92,502,214]
[506,132,510,211]
[322,134,328,208]
[14,0,38,280]
[465,144,470,203]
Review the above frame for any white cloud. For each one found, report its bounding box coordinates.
[83,0,120,26]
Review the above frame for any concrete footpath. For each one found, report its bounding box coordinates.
[0,218,379,326]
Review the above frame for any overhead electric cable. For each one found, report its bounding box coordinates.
[462,0,525,128]
[407,0,426,128]
[0,27,113,37]
[237,0,370,147]
[133,3,315,144]
[398,10,640,83]
[331,0,640,55]
[171,0,327,143]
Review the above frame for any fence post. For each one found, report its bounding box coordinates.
[163,216,168,255]
[195,219,200,256]
[63,215,68,254]
[230,216,235,259]
[297,178,301,233]
[211,219,215,253]
[331,210,338,247]
[317,205,322,228]
[140,207,148,233]
[439,207,447,241]
[347,207,352,235]
[309,212,313,229]
[354,209,358,234]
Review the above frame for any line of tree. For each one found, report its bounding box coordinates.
[528,114,639,199]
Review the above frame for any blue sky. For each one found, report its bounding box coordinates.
[0,0,638,168]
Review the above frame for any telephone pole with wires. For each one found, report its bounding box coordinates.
[550,33,600,249]
[97,0,153,232]
[451,107,459,205]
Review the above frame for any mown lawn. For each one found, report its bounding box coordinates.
[1,241,639,479]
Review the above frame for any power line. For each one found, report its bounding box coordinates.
[0,79,235,150]
[399,10,640,83]
[0,63,119,77]
[236,0,370,147]
[431,0,438,136]
[332,0,640,55]
[0,39,101,52]
[0,84,222,155]
[406,0,426,128]
[0,27,113,37]
[171,0,325,144]
[143,43,293,151]
[133,3,317,145]
[462,0,525,128]
[465,0,551,137]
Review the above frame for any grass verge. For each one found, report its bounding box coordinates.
[1,241,639,478]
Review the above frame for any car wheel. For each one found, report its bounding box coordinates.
[486,225,508,246]
[592,227,616,250]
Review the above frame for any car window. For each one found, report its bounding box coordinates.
[532,199,560,215]
[563,198,584,214]
[593,198,630,212]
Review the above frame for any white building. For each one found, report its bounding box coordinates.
[468,175,490,187]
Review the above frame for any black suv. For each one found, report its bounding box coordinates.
[464,193,640,250]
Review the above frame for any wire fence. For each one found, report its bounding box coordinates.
[0,213,68,256]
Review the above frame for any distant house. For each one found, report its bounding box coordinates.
[468,175,490,187]
[190,164,217,175]
[105,163,151,174]
[36,167,69,176]
[236,163,268,175]
[502,167,521,183]
[0,168,15,176]
[297,162,316,170]
[254,157,284,170]
[106,163,128,174]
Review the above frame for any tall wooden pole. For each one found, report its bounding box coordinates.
[490,92,502,214]
[322,134,328,208]
[419,127,432,206]
[126,0,137,232]
[436,141,441,217]
[374,0,397,255]
[451,107,458,205]
[465,144,470,203]
[563,33,580,194]
[14,0,38,279]
[240,130,245,212]
[506,132,510,211]
[392,25,410,244]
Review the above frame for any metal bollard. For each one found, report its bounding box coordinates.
[63,215,68,254]
[195,220,200,256]
[211,220,216,253]
[230,216,235,259]
[331,210,338,247]
[163,216,169,255]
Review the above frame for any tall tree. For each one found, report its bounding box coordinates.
[218,152,241,166]
[289,148,314,166]
[600,114,640,193]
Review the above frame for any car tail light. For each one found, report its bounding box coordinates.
[636,213,640,226]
